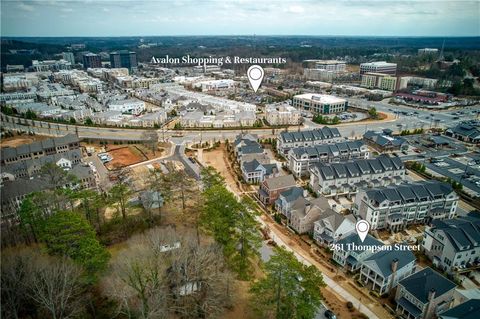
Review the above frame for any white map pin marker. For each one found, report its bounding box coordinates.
[247,65,264,93]
[355,220,370,243]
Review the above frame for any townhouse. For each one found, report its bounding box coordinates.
[288,197,327,234]
[309,155,405,198]
[277,127,343,156]
[354,181,458,231]
[241,159,278,184]
[359,248,416,296]
[288,140,369,177]
[275,187,305,219]
[395,267,457,319]
[422,214,480,274]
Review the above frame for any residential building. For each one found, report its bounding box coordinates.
[275,187,305,218]
[265,104,302,126]
[452,289,480,307]
[289,197,331,234]
[359,248,416,296]
[277,127,343,156]
[363,129,408,152]
[361,72,398,91]
[1,134,80,165]
[110,50,138,70]
[82,53,102,69]
[258,174,296,205]
[422,214,480,274]
[32,59,72,72]
[288,140,369,177]
[313,211,356,245]
[332,233,384,272]
[360,61,397,75]
[292,93,348,114]
[354,181,459,231]
[241,159,278,184]
[108,99,145,115]
[395,267,456,319]
[439,299,480,319]
[309,155,405,198]
[445,124,480,144]
[192,79,236,91]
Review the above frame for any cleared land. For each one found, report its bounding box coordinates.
[105,146,147,170]
[0,134,52,148]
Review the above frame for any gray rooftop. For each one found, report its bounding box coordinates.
[399,267,456,304]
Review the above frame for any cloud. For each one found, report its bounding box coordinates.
[286,5,305,14]
[17,2,34,12]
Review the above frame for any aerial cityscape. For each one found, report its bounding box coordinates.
[1,1,480,319]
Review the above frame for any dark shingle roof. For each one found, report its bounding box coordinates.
[399,267,456,304]
[363,248,415,277]
[440,299,480,319]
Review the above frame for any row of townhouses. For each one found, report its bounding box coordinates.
[287,140,369,177]
[309,154,405,198]
[277,127,343,156]
[354,181,458,231]
[422,214,480,274]
[1,134,97,219]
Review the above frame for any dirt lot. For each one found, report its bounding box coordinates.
[201,144,242,194]
[0,134,51,148]
[105,146,148,170]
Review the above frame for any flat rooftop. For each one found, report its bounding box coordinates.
[361,61,397,67]
[293,93,346,104]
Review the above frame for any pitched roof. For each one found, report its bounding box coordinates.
[430,215,480,253]
[440,299,480,319]
[399,267,456,304]
[263,175,296,191]
[280,126,342,143]
[337,233,384,253]
[279,187,304,203]
[363,248,415,277]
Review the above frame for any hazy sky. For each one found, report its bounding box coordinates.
[2,0,479,37]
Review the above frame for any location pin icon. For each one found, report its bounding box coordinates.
[247,65,264,93]
[355,220,370,243]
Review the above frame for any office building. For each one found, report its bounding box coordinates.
[110,50,138,69]
[354,181,459,232]
[32,59,72,72]
[418,48,439,55]
[83,53,102,69]
[422,214,480,274]
[288,140,369,177]
[277,127,343,156]
[62,52,75,65]
[361,72,398,91]
[292,93,348,114]
[309,155,405,198]
[360,61,397,75]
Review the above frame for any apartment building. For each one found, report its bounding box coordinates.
[1,134,80,165]
[395,268,456,319]
[292,93,348,114]
[288,140,369,177]
[277,127,343,156]
[265,104,302,126]
[108,99,145,115]
[361,72,398,91]
[354,181,459,232]
[422,214,480,274]
[359,249,416,296]
[360,61,397,75]
[332,233,384,272]
[309,155,405,198]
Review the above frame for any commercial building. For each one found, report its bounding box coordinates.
[363,129,408,152]
[360,61,397,75]
[32,59,72,72]
[192,79,236,92]
[288,140,369,177]
[265,104,302,126]
[418,48,439,55]
[82,53,102,69]
[354,181,459,231]
[108,99,145,115]
[422,214,480,274]
[361,72,398,91]
[292,93,348,114]
[445,124,480,144]
[395,267,456,319]
[313,60,347,72]
[110,50,138,70]
[309,155,405,198]
[303,60,347,82]
[277,127,343,156]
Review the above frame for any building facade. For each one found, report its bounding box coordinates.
[292,93,348,114]
[277,127,343,156]
[360,61,397,75]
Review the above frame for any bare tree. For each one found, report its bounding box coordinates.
[142,130,159,156]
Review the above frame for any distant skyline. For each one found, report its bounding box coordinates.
[2,0,479,37]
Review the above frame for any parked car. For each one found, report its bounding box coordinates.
[325,310,337,319]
